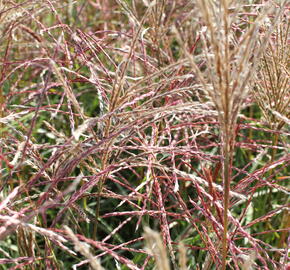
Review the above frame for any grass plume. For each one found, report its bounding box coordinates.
[0,1,289,269]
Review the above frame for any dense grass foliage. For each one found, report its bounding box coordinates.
[0,1,289,269]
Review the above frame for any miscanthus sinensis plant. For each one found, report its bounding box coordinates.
[0,0,289,269]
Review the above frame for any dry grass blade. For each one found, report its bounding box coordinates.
[178,242,187,270]
[240,251,256,270]
[143,227,171,270]
[64,226,105,270]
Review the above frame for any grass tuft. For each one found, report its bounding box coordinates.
[0,1,289,269]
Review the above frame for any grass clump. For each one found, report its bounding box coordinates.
[0,1,289,269]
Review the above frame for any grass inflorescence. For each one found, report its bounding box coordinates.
[0,1,289,269]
